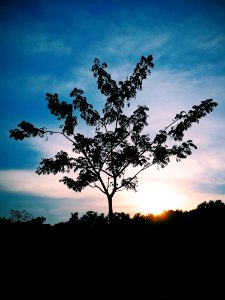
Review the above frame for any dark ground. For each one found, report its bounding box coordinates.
[1,218,224,299]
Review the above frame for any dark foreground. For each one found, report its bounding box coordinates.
[1,218,224,300]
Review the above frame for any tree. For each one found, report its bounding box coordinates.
[9,209,33,223]
[10,54,218,224]
[8,209,46,224]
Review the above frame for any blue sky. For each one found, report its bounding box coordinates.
[0,0,225,224]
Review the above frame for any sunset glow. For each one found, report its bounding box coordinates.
[134,183,188,215]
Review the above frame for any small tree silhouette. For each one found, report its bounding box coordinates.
[8,209,46,224]
[10,54,217,224]
[9,209,33,223]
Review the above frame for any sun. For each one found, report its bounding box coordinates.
[134,182,187,215]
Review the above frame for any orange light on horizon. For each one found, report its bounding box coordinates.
[133,182,188,215]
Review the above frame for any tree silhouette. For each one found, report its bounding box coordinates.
[10,54,218,224]
[9,209,33,223]
[8,209,46,224]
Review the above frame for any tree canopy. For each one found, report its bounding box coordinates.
[10,54,218,223]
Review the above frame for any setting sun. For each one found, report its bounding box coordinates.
[134,183,187,215]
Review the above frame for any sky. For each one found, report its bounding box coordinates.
[0,0,225,224]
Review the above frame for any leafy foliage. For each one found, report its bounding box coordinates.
[9,54,218,223]
[7,209,46,224]
[9,209,33,222]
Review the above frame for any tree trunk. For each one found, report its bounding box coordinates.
[107,195,113,225]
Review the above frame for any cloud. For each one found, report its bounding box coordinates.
[194,34,225,51]
[26,33,72,55]
[96,33,170,60]
[0,168,136,222]
[0,170,72,198]
[0,169,109,210]
[26,74,76,97]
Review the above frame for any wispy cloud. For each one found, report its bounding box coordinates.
[0,169,107,210]
[0,168,127,222]
[96,32,170,59]
[194,34,225,51]
[26,33,72,55]
[26,74,75,95]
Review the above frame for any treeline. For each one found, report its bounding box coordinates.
[1,199,225,227]
[1,200,225,299]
